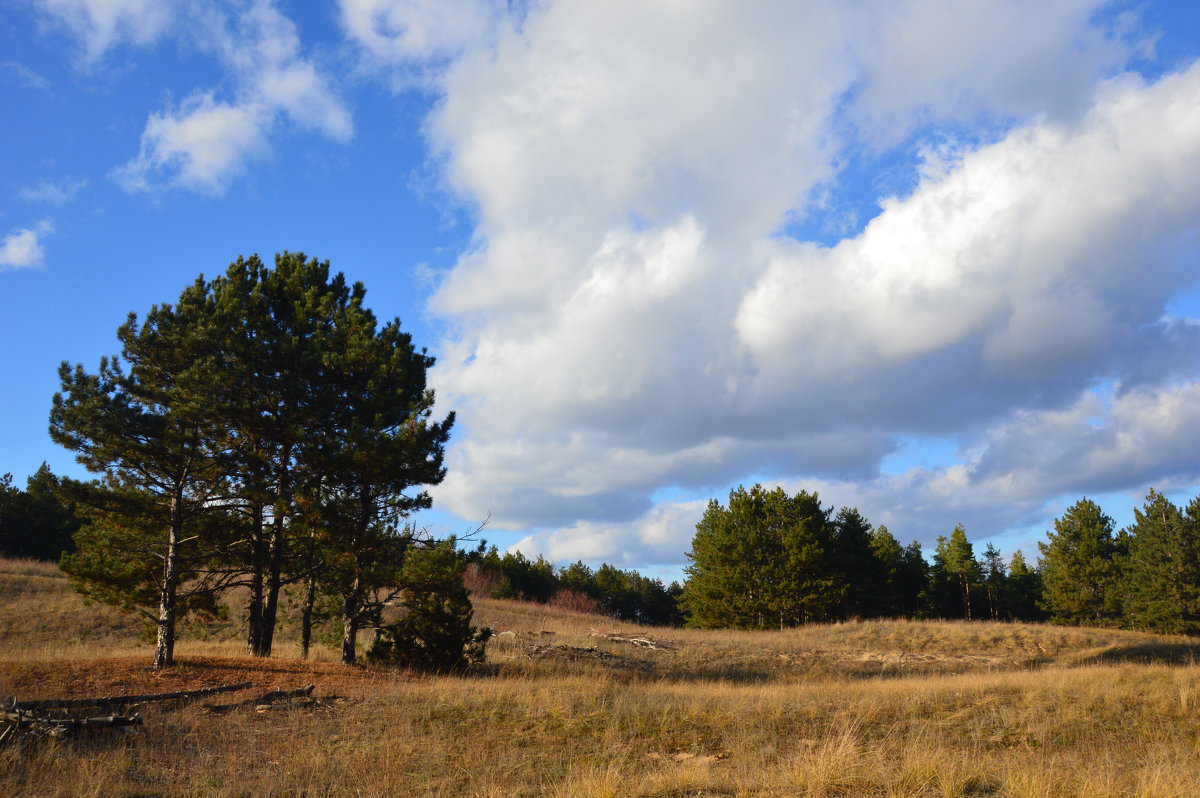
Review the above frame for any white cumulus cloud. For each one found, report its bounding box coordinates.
[0,221,54,270]
[737,66,1200,404]
[113,93,269,193]
[847,0,1141,141]
[360,1,1200,565]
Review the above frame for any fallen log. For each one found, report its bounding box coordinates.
[4,711,143,738]
[7,681,253,712]
[203,685,315,714]
[589,631,676,651]
[255,685,315,705]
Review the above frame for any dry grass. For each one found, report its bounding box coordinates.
[0,557,146,662]
[473,597,1194,683]
[4,557,1200,796]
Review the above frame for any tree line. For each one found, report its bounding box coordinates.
[682,484,1200,635]
[1039,492,1200,633]
[462,547,683,626]
[680,484,1044,629]
[41,253,476,670]
[0,465,79,562]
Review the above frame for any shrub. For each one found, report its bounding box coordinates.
[547,588,603,615]
[368,544,492,673]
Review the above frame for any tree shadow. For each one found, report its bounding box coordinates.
[1074,642,1200,666]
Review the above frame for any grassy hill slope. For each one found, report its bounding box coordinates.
[4,557,1200,796]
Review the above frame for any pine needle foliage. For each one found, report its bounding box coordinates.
[1038,498,1123,626]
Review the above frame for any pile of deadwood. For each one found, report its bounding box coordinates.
[1,682,326,742]
[588,630,677,651]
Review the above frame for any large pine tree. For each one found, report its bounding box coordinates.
[925,525,982,619]
[310,301,454,664]
[203,253,365,657]
[52,297,232,668]
[1005,550,1044,621]
[1038,498,1123,626]
[682,485,841,629]
[1123,491,1200,633]
[828,507,885,619]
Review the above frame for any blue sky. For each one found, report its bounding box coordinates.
[3,1,1199,579]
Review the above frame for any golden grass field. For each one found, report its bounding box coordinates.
[4,556,1200,796]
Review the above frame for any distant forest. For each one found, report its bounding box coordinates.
[8,468,1199,636]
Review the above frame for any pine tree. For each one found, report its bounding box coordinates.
[557,561,597,598]
[60,481,236,654]
[203,253,365,657]
[896,539,929,617]
[158,251,458,660]
[51,298,232,668]
[682,485,840,629]
[828,507,885,619]
[1123,491,1200,633]
[1005,550,1044,621]
[926,526,982,619]
[868,525,929,618]
[867,525,905,615]
[768,489,842,625]
[593,564,637,619]
[683,491,773,629]
[367,541,490,673]
[0,465,80,561]
[981,543,1007,620]
[314,305,453,664]
[1038,498,1122,626]
[0,474,16,554]
[50,252,456,668]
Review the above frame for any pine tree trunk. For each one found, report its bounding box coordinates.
[341,583,360,665]
[258,469,290,657]
[961,575,973,621]
[246,504,268,656]
[300,571,316,659]
[261,524,284,655]
[246,571,263,655]
[341,614,357,666]
[154,495,182,670]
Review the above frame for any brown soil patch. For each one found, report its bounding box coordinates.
[1,655,408,704]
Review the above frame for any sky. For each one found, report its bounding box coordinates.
[3,0,1200,581]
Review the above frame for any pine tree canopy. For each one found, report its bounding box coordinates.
[1038,498,1122,625]
[49,252,454,668]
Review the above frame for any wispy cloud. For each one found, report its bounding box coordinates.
[115,1,352,193]
[0,221,54,270]
[18,177,87,205]
[3,61,51,91]
[37,0,352,194]
[33,0,171,64]
[340,0,508,66]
